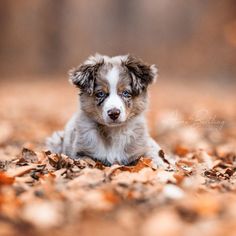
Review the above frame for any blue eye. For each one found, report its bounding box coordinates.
[122,90,131,98]
[96,91,106,98]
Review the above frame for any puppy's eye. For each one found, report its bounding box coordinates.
[95,91,106,98]
[122,90,131,98]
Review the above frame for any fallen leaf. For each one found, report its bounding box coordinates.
[174,145,189,157]
[122,157,154,173]
[0,172,14,185]
[67,168,105,188]
[48,153,74,169]
[7,164,39,177]
[17,148,38,165]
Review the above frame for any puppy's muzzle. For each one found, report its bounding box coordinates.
[107,108,121,121]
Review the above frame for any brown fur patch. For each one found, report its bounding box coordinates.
[122,55,156,95]
[69,59,104,95]
[127,92,148,120]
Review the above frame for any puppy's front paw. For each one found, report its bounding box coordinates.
[146,138,171,169]
[151,156,169,169]
[150,149,173,170]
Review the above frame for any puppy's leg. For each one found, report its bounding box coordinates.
[46,131,64,154]
[146,138,168,168]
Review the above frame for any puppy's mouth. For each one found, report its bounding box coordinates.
[104,120,126,127]
[95,114,126,127]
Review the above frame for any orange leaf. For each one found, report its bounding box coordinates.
[0,172,14,185]
[174,145,189,157]
[124,157,153,173]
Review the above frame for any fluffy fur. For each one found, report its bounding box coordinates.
[46,54,165,167]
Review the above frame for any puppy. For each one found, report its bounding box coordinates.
[46,54,165,167]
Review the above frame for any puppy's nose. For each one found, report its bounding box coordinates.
[107,108,121,120]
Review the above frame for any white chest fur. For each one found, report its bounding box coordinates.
[98,129,132,164]
[75,115,147,165]
[81,125,133,164]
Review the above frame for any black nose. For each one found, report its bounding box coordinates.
[107,108,121,120]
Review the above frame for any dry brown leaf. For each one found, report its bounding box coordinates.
[112,168,156,185]
[103,190,120,204]
[6,164,39,177]
[17,147,38,164]
[122,157,153,173]
[67,168,105,188]
[173,145,190,157]
[74,157,97,168]
[173,171,186,184]
[81,190,115,210]
[48,153,74,169]
[0,172,14,185]
[195,150,214,169]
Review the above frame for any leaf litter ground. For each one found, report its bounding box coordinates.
[0,78,236,236]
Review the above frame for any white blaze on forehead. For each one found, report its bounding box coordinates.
[107,66,120,93]
[102,66,126,122]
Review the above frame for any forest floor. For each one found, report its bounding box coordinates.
[0,77,236,236]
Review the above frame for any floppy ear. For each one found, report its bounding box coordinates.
[123,55,158,95]
[69,55,104,95]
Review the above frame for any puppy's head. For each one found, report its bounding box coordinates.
[69,54,157,126]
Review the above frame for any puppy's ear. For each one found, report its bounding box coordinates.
[123,55,158,95]
[69,55,104,95]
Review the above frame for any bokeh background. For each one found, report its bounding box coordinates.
[0,0,236,148]
[0,0,236,82]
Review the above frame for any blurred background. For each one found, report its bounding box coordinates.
[0,0,236,82]
[0,0,236,148]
